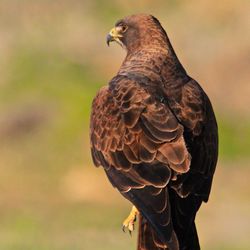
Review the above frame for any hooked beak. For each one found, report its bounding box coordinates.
[106,34,113,46]
[106,27,123,46]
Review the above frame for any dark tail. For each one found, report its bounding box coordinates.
[169,188,201,250]
[137,214,168,250]
[137,189,202,250]
[183,221,200,250]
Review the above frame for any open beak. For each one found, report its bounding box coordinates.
[106,27,123,46]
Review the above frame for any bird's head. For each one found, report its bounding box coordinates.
[106,14,168,53]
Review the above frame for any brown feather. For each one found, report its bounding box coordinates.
[90,14,218,250]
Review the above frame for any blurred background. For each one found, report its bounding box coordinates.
[0,1,249,249]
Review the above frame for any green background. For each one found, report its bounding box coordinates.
[0,1,249,249]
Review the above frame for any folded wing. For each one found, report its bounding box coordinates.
[90,75,191,247]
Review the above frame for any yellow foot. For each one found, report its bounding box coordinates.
[122,206,139,235]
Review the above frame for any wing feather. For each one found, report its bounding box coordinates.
[90,76,191,247]
[90,76,218,249]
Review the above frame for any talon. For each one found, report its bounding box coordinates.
[122,206,139,236]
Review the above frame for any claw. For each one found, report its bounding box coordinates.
[122,206,138,236]
[129,230,132,237]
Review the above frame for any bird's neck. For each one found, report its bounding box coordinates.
[118,45,188,88]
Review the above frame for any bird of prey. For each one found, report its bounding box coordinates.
[90,14,218,250]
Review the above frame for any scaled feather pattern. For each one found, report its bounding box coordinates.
[90,14,218,250]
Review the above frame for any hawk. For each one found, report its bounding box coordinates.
[90,14,218,250]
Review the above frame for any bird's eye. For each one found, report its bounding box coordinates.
[121,25,127,32]
[117,24,128,33]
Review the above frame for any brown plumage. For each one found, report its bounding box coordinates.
[90,14,218,250]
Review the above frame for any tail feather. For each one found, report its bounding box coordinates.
[169,188,201,250]
[137,214,179,250]
[137,214,167,250]
[137,188,202,250]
